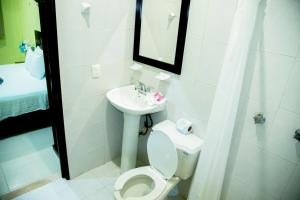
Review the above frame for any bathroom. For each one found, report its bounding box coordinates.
[1,0,300,199]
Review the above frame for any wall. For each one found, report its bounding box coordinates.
[221,0,300,200]
[55,0,135,178]
[0,0,23,64]
[19,0,41,46]
[0,0,40,64]
[137,0,238,155]
[55,0,300,199]
[55,0,236,192]
[136,0,300,199]
[55,0,226,180]
[136,0,238,197]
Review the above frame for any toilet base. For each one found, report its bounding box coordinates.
[156,177,180,200]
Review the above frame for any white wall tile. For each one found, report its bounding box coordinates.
[248,52,295,107]
[186,0,209,39]
[89,0,134,30]
[195,41,227,86]
[230,142,265,184]
[57,28,133,67]
[224,49,300,200]
[239,99,278,145]
[101,102,124,162]
[254,0,300,56]
[65,99,108,176]
[181,35,203,84]
[203,0,238,44]
[281,60,300,114]
[264,109,300,163]
[223,0,300,198]
[56,0,134,177]
[222,177,252,200]
[297,47,300,59]
[230,142,296,200]
[281,165,300,200]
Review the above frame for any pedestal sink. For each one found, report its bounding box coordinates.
[106,84,166,172]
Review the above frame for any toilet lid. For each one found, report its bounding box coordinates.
[147,130,178,179]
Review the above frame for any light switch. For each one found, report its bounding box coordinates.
[92,64,101,78]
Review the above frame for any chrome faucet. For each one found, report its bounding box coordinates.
[254,113,266,124]
[135,81,150,94]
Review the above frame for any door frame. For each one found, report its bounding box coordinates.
[37,0,70,179]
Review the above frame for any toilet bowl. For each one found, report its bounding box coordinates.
[114,166,180,200]
[114,120,203,200]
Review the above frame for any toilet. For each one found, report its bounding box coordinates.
[114,120,204,200]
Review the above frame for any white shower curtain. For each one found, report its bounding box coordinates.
[188,0,262,199]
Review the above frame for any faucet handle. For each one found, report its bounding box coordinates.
[134,81,151,93]
[134,81,141,90]
[145,86,153,93]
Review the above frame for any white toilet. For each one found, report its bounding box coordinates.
[114,120,204,200]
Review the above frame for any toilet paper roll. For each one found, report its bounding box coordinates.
[176,118,192,135]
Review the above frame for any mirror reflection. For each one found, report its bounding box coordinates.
[139,0,182,65]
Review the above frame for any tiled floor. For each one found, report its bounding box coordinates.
[14,179,79,200]
[0,127,60,196]
[9,159,186,199]
[67,160,186,200]
[67,160,121,200]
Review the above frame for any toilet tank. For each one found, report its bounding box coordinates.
[152,120,204,180]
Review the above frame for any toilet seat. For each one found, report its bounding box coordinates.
[114,166,167,200]
[147,130,178,179]
[114,131,180,200]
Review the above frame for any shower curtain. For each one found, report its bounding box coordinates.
[188,0,262,199]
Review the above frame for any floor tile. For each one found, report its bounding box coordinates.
[0,127,59,195]
[85,187,114,200]
[0,166,9,196]
[0,127,54,163]
[11,159,188,200]
[2,148,60,191]
[14,179,79,200]
[23,127,54,151]
[0,135,34,163]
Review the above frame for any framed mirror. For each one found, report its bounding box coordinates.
[133,0,191,75]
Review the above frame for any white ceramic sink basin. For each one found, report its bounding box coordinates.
[106,84,166,115]
[106,84,167,172]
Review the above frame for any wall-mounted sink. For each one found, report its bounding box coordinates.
[107,85,166,115]
[106,84,166,172]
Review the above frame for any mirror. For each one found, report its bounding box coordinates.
[133,0,191,75]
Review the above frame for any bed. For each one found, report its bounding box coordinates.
[0,63,49,121]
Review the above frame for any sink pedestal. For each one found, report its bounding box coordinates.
[106,85,166,172]
[121,113,141,172]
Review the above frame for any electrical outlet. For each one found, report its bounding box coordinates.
[91,64,101,78]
